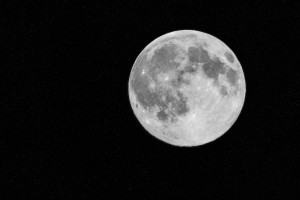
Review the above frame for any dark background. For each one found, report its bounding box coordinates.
[1,0,299,199]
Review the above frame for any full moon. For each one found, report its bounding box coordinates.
[128,30,246,146]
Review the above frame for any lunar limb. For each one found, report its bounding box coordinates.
[129,30,246,146]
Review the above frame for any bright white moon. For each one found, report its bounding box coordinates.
[128,30,246,146]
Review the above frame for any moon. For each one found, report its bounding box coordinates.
[128,30,246,146]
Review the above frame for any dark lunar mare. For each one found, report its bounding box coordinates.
[185,45,239,88]
[131,44,190,122]
[224,51,235,63]
[147,43,181,81]
[225,67,238,86]
[187,45,227,83]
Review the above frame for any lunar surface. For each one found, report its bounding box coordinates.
[128,30,246,146]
